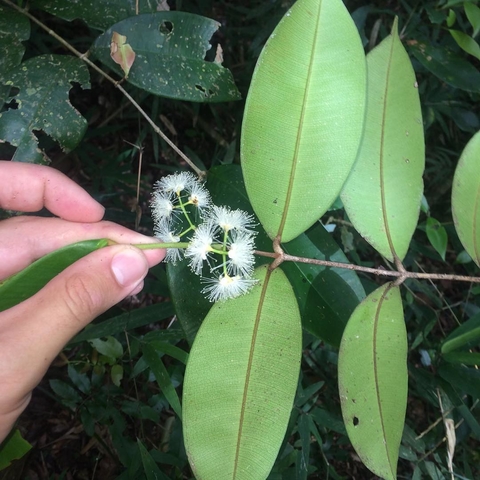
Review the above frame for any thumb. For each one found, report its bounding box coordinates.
[6,245,150,371]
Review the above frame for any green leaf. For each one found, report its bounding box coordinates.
[0,5,30,106]
[446,9,457,27]
[0,239,108,312]
[341,19,425,263]
[338,283,407,480]
[89,336,124,359]
[142,342,182,420]
[442,311,480,354]
[137,439,171,480]
[449,29,480,60]
[0,429,32,471]
[70,302,175,344]
[29,0,160,31]
[183,265,302,480]
[49,379,83,409]
[409,41,480,93]
[91,13,240,102]
[0,54,90,163]
[426,217,448,261]
[166,259,211,345]
[282,223,365,347]
[144,340,189,365]
[452,130,480,267]
[465,2,480,37]
[241,0,366,243]
[207,164,365,345]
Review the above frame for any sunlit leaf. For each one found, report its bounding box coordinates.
[452,130,480,267]
[0,54,90,163]
[338,283,407,480]
[92,13,240,102]
[341,19,425,263]
[426,217,448,261]
[0,239,108,312]
[241,0,366,243]
[183,265,302,480]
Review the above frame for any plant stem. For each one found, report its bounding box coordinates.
[254,249,480,284]
[2,0,205,178]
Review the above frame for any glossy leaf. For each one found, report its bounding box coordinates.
[338,283,407,480]
[91,13,240,102]
[241,0,366,243]
[29,0,160,31]
[408,40,480,93]
[426,217,448,261]
[0,54,90,163]
[0,5,30,106]
[341,19,425,263]
[452,130,480,267]
[183,265,302,480]
[0,239,108,312]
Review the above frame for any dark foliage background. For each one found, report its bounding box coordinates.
[1,0,480,479]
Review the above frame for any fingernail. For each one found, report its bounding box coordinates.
[111,249,147,287]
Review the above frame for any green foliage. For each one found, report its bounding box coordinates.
[1,0,480,479]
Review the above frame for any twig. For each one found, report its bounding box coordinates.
[254,250,480,283]
[2,0,205,178]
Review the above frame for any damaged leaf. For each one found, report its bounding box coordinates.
[0,54,90,164]
[0,5,30,106]
[110,31,136,77]
[91,12,240,102]
[29,0,160,31]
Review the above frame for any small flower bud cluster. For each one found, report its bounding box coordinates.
[151,172,257,302]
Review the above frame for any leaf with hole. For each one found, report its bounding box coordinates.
[0,54,90,163]
[183,265,302,480]
[241,0,366,243]
[341,19,425,263]
[452,130,480,268]
[338,283,407,480]
[91,13,240,102]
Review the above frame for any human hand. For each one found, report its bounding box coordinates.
[0,161,165,442]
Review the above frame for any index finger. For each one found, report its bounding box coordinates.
[0,160,105,222]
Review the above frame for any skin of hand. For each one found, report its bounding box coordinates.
[0,161,165,443]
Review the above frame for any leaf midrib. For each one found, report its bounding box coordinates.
[232,268,272,479]
[276,1,322,242]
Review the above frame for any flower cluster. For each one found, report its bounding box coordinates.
[151,172,257,302]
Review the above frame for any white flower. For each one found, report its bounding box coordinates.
[185,222,215,274]
[154,221,183,263]
[156,172,196,195]
[202,274,257,302]
[210,206,256,233]
[227,230,255,276]
[188,181,211,214]
[151,190,175,223]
